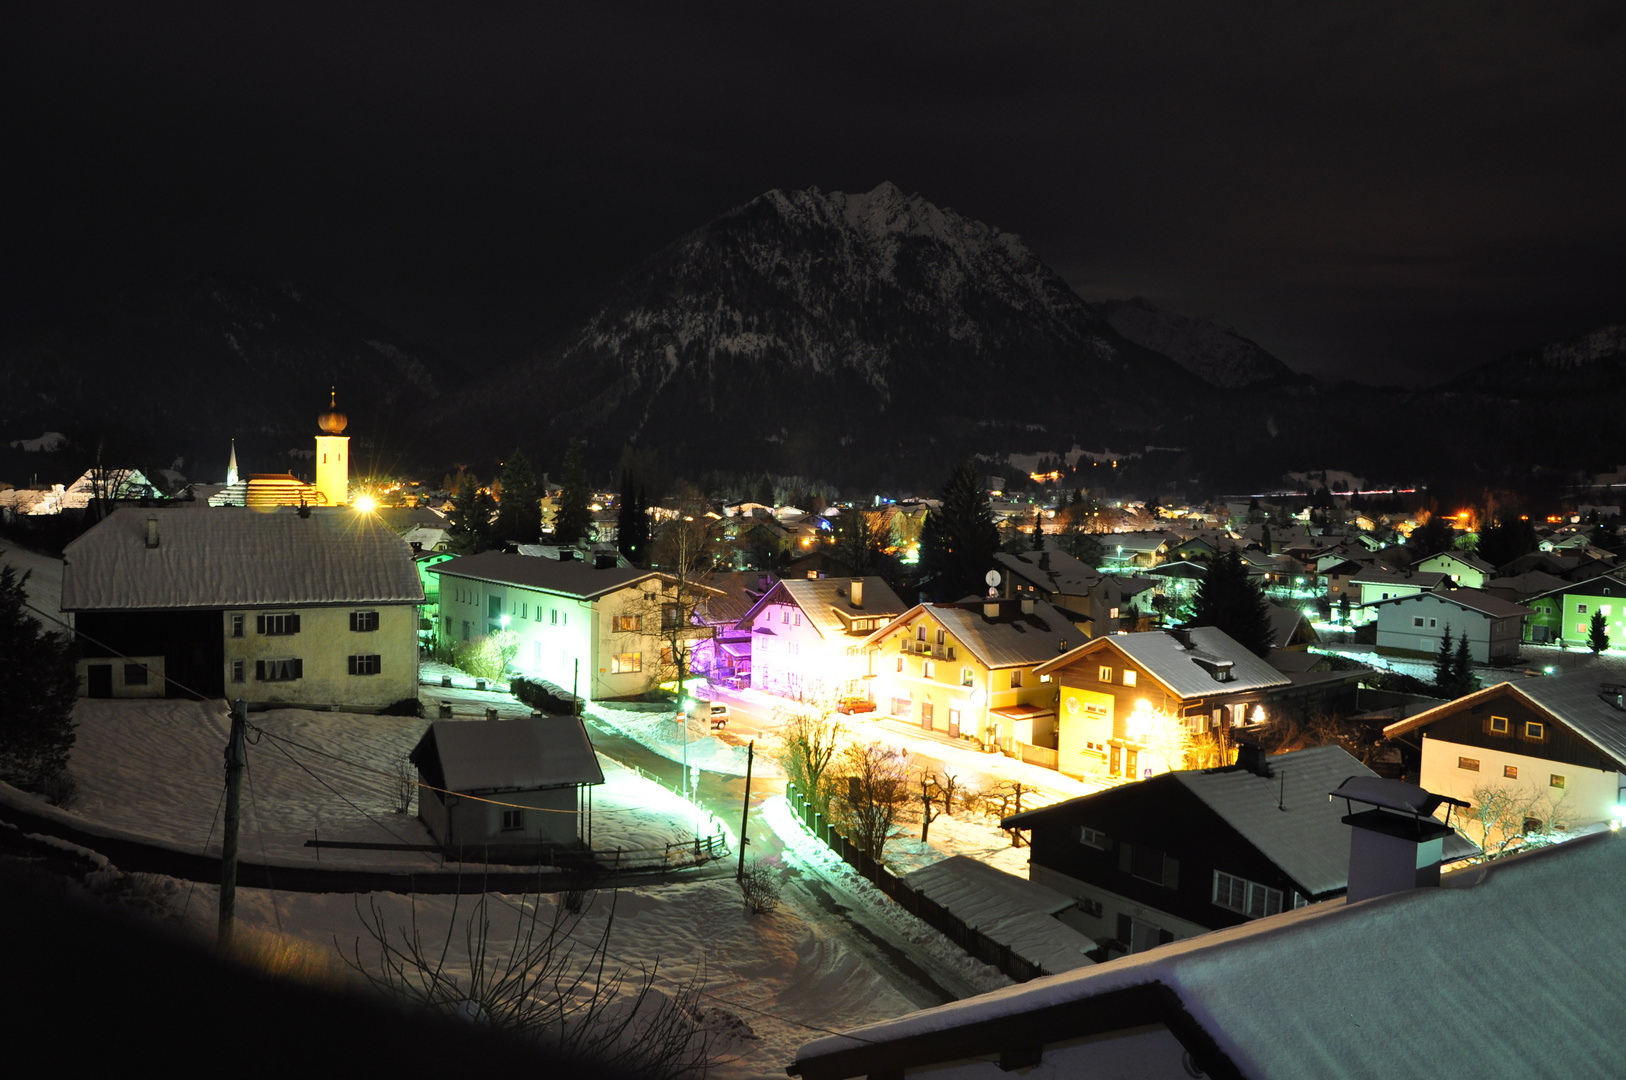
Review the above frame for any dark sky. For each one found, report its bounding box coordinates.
[5,2,1624,385]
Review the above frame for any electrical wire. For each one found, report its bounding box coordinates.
[243,745,283,935]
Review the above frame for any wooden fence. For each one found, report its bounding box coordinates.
[1015,741,1059,769]
[784,783,1046,984]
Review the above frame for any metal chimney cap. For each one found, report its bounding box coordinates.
[1329,775,1468,817]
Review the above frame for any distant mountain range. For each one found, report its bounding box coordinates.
[1,186,1621,492]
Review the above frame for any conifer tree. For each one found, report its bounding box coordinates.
[449,475,498,554]
[1030,508,1046,550]
[1453,630,1476,695]
[617,470,650,565]
[1432,625,1455,691]
[0,564,78,799]
[918,460,1000,602]
[1590,609,1610,655]
[552,439,594,545]
[1188,548,1275,657]
[495,449,541,544]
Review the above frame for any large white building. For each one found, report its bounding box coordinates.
[735,576,907,701]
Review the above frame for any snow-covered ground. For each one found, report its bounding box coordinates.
[590,699,779,778]
[13,699,730,872]
[1,543,65,622]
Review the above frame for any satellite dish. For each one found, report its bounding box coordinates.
[985,570,1001,587]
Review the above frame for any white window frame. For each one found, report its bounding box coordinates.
[1212,870,1283,919]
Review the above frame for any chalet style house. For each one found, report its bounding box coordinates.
[62,507,422,709]
[1370,587,1531,663]
[861,597,1074,758]
[432,550,716,701]
[735,576,906,701]
[1032,628,1289,782]
[995,547,1122,638]
[1384,677,1626,838]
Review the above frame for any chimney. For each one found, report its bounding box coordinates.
[1330,776,1469,904]
[144,515,159,549]
[409,540,423,552]
[850,579,864,608]
[1234,740,1271,777]
[557,548,575,561]
[594,552,617,569]
[983,599,1001,618]
[1020,597,1035,615]
[1168,627,1193,650]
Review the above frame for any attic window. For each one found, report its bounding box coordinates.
[1489,716,1509,734]
[1524,722,1546,741]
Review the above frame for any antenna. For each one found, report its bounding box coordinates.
[985,569,1001,599]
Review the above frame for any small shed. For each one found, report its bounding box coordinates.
[410,715,605,859]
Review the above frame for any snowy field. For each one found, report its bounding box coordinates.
[589,700,778,778]
[145,872,916,1078]
[1,543,65,620]
[19,699,732,872]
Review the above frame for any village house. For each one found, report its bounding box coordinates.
[1415,549,1496,589]
[1347,566,1447,620]
[62,507,422,708]
[736,575,906,701]
[995,546,1122,638]
[410,714,604,859]
[1033,628,1290,782]
[1383,677,1626,839]
[1518,568,1626,646]
[861,596,1075,758]
[431,550,715,701]
[790,791,1607,1080]
[1370,587,1530,664]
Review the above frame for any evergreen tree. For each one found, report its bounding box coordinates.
[918,460,1000,602]
[1337,592,1351,625]
[1410,515,1456,557]
[1432,625,1455,691]
[1476,512,1538,569]
[552,438,593,545]
[449,475,498,554]
[753,473,775,507]
[617,470,650,565]
[1188,548,1275,657]
[1453,631,1476,695]
[1030,508,1046,550]
[0,564,78,798]
[1590,609,1610,654]
[494,449,541,544]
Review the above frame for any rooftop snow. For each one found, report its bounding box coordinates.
[901,856,1095,975]
[1039,627,1289,700]
[414,716,605,793]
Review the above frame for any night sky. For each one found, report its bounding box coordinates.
[5,3,1623,386]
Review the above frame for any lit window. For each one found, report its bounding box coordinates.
[1123,670,1136,687]
[350,610,379,632]
[613,614,642,633]
[1109,606,1120,619]
[1458,756,1480,771]
[1504,765,1518,779]
[1551,774,1566,789]
[1099,665,1113,682]
[1490,716,1509,734]
[611,652,642,674]
[348,654,382,676]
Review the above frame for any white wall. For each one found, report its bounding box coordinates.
[1418,733,1621,838]
[223,604,418,709]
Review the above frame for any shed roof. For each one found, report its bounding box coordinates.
[61,506,423,611]
[900,856,1095,975]
[413,716,605,793]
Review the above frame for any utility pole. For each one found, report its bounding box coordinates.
[219,698,247,950]
[736,740,754,881]
[572,659,580,716]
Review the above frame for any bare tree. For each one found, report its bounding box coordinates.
[1132,708,1196,775]
[341,887,717,1079]
[1453,782,1572,861]
[980,780,1037,846]
[773,698,847,818]
[919,775,943,843]
[835,740,912,860]
[640,485,724,702]
[738,860,781,915]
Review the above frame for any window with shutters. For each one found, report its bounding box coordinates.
[1212,870,1282,918]
[230,659,245,683]
[256,658,303,682]
[230,614,244,638]
[348,654,382,676]
[350,610,379,632]
[258,613,300,636]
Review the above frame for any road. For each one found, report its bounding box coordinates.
[583,716,976,1009]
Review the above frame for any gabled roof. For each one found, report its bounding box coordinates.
[1521,567,1626,605]
[61,507,423,610]
[995,548,1106,595]
[1035,627,1290,700]
[411,716,604,793]
[1418,550,1495,574]
[861,598,1076,668]
[793,834,1626,1080]
[1264,602,1317,648]
[1349,568,1448,589]
[900,856,1095,975]
[738,575,906,638]
[432,549,692,601]
[1384,678,1626,770]
[1007,745,1383,896]
[1371,587,1532,620]
[695,570,775,625]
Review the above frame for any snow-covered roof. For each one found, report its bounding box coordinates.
[432,549,683,601]
[900,856,1095,975]
[1385,678,1626,771]
[61,507,423,611]
[741,576,906,637]
[793,832,1626,1080]
[1037,627,1289,700]
[1350,568,1447,588]
[413,716,604,793]
[862,598,1076,669]
[994,548,1106,595]
[1372,587,1532,619]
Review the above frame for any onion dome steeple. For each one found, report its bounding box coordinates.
[317,387,348,434]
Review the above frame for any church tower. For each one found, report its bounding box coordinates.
[313,388,349,506]
[226,439,239,486]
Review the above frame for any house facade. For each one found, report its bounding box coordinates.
[995,548,1123,638]
[1520,570,1626,646]
[1371,588,1530,663]
[737,576,906,701]
[862,597,1074,757]
[1384,679,1626,840]
[62,507,421,709]
[432,550,705,700]
[1033,628,1290,782]
[1416,550,1495,589]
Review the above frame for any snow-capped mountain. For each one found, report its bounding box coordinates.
[1442,324,1626,394]
[467,183,1207,476]
[1093,297,1300,389]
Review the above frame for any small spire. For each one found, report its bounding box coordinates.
[226,438,239,487]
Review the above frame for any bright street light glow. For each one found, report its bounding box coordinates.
[353,494,377,512]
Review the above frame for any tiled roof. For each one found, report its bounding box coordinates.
[61,506,423,610]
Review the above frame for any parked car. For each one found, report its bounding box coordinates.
[835,698,877,714]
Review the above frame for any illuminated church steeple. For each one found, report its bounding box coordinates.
[226,439,239,487]
[313,387,350,506]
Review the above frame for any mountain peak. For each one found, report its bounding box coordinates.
[1094,296,1300,389]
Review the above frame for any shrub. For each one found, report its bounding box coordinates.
[739,859,781,915]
